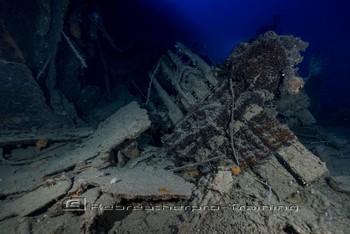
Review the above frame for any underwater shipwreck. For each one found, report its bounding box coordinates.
[0,1,350,233]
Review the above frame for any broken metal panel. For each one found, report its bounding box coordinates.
[0,179,71,220]
[276,140,328,185]
[45,101,151,176]
[0,102,151,198]
[92,166,194,200]
[253,156,300,200]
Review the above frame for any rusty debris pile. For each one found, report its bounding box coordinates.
[1,31,350,233]
[150,32,327,185]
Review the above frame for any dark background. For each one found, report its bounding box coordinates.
[101,0,349,125]
[1,0,348,126]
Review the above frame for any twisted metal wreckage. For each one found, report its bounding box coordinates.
[0,31,329,232]
[148,31,327,186]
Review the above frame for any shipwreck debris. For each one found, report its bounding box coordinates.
[0,30,338,233]
[149,32,327,187]
[0,102,151,197]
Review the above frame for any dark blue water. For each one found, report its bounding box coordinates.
[102,0,350,126]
